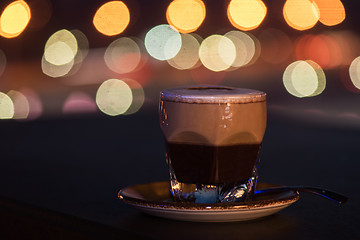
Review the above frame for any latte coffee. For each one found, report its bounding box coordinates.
[159,86,267,203]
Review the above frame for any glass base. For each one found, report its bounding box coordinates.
[167,155,259,203]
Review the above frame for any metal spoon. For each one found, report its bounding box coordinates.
[255,186,348,205]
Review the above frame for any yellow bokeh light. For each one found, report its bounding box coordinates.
[122,79,145,115]
[313,0,345,26]
[349,56,360,90]
[0,92,14,119]
[44,29,78,66]
[283,60,326,98]
[41,54,74,78]
[104,37,141,74]
[199,35,236,72]
[283,0,320,31]
[167,33,200,70]
[7,90,29,119]
[227,0,267,31]
[166,0,206,33]
[0,0,31,38]
[224,31,255,68]
[96,79,133,116]
[93,1,130,36]
[144,24,182,61]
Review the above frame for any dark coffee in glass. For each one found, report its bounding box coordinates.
[159,86,266,203]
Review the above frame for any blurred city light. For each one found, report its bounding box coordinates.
[349,56,360,90]
[283,0,319,31]
[104,37,141,74]
[199,34,236,72]
[224,30,256,68]
[122,79,145,115]
[258,28,292,64]
[20,88,43,120]
[96,79,133,116]
[0,49,6,77]
[283,60,326,97]
[167,33,201,70]
[62,92,97,114]
[7,90,30,119]
[227,0,267,31]
[313,0,345,26]
[0,0,31,38]
[0,92,14,119]
[144,24,182,61]
[166,0,206,33]
[93,1,130,36]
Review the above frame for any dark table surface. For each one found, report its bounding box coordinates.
[0,107,359,240]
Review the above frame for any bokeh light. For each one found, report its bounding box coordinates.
[166,0,206,33]
[0,92,14,119]
[96,79,133,116]
[0,0,31,38]
[224,30,255,68]
[41,54,74,78]
[0,49,6,77]
[104,37,141,74]
[258,28,292,64]
[20,88,43,120]
[44,29,78,66]
[349,56,360,90]
[313,0,345,26]
[63,92,97,114]
[295,33,343,69]
[283,0,319,31]
[283,60,326,98]
[7,90,30,119]
[167,33,201,70]
[122,79,145,115]
[144,24,182,61]
[93,1,130,36]
[199,34,236,72]
[227,0,267,31]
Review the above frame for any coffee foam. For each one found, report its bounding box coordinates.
[160,86,267,145]
[160,85,266,104]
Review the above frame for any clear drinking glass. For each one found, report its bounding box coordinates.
[159,86,267,203]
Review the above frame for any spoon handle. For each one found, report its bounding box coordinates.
[255,186,348,205]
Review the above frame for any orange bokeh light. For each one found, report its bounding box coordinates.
[283,0,319,31]
[166,0,206,33]
[227,0,267,31]
[93,1,130,36]
[313,0,345,26]
[0,0,31,38]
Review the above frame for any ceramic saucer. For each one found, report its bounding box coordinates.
[118,182,299,222]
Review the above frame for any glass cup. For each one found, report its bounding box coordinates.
[159,85,267,203]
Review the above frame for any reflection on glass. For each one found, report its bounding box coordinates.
[283,60,326,98]
[283,0,319,31]
[166,0,206,33]
[199,34,236,72]
[227,0,267,31]
[93,1,130,36]
[167,33,201,70]
[96,79,133,116]
[0,92,14,119]
[145,24,182,61]
[104,37,141,74]
[0,0,31,38]
[349,57,360,90]
[7,90,30,119]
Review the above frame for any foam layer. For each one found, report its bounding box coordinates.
[160,85,266,104]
